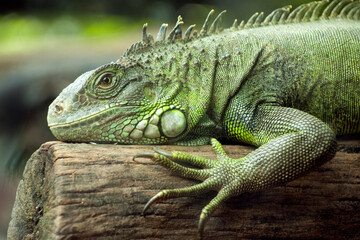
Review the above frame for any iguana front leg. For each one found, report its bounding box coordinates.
[135,106,337,235]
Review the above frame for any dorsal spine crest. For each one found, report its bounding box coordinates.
[123,0,360,57]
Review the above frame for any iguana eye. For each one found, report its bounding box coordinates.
[98,74,114,88]
[91,71,121,98]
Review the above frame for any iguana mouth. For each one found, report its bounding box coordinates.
[49,104,187,144]
[48,107,111,128]
[48,104,135,128]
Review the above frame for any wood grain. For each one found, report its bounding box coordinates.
[8,140,360,239]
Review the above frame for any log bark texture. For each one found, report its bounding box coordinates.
[7,140,360,240]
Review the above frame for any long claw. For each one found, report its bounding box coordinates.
[198,213,208,239]
[143,191,165,216]
[144,179,217,216]
[153,147,173,158]
[198,188,232,236]
[133,152,155,161]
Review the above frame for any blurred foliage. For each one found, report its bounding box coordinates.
[0,14,142,55]
[0,0,311,55]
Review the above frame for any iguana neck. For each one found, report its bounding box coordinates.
[116,40,220,132]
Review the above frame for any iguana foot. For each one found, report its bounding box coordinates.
[134,138,245,235]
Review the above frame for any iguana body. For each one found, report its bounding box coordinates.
[47,0,360,235]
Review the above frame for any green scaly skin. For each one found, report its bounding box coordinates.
[47,0,360,236]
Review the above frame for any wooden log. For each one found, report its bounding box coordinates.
[7,140,360,239]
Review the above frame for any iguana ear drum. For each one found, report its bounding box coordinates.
[160,110,186,138]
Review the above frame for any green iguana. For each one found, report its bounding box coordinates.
[47,0,360,236]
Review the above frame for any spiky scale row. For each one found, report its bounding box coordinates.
[124,0,360,57]
[237,0,360,28]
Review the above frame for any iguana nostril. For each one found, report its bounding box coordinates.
[54,103,64,114]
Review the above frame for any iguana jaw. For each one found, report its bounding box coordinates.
[48,79,188,144]
[48,102,187,144]
[47,104,133,128]
[47,104,135,143]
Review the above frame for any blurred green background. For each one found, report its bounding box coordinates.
[0,0,310,238]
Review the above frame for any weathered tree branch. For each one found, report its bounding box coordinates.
[8,140,360,239]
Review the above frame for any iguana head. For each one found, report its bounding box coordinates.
[47,59,191,144]
[47,11,226,144]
